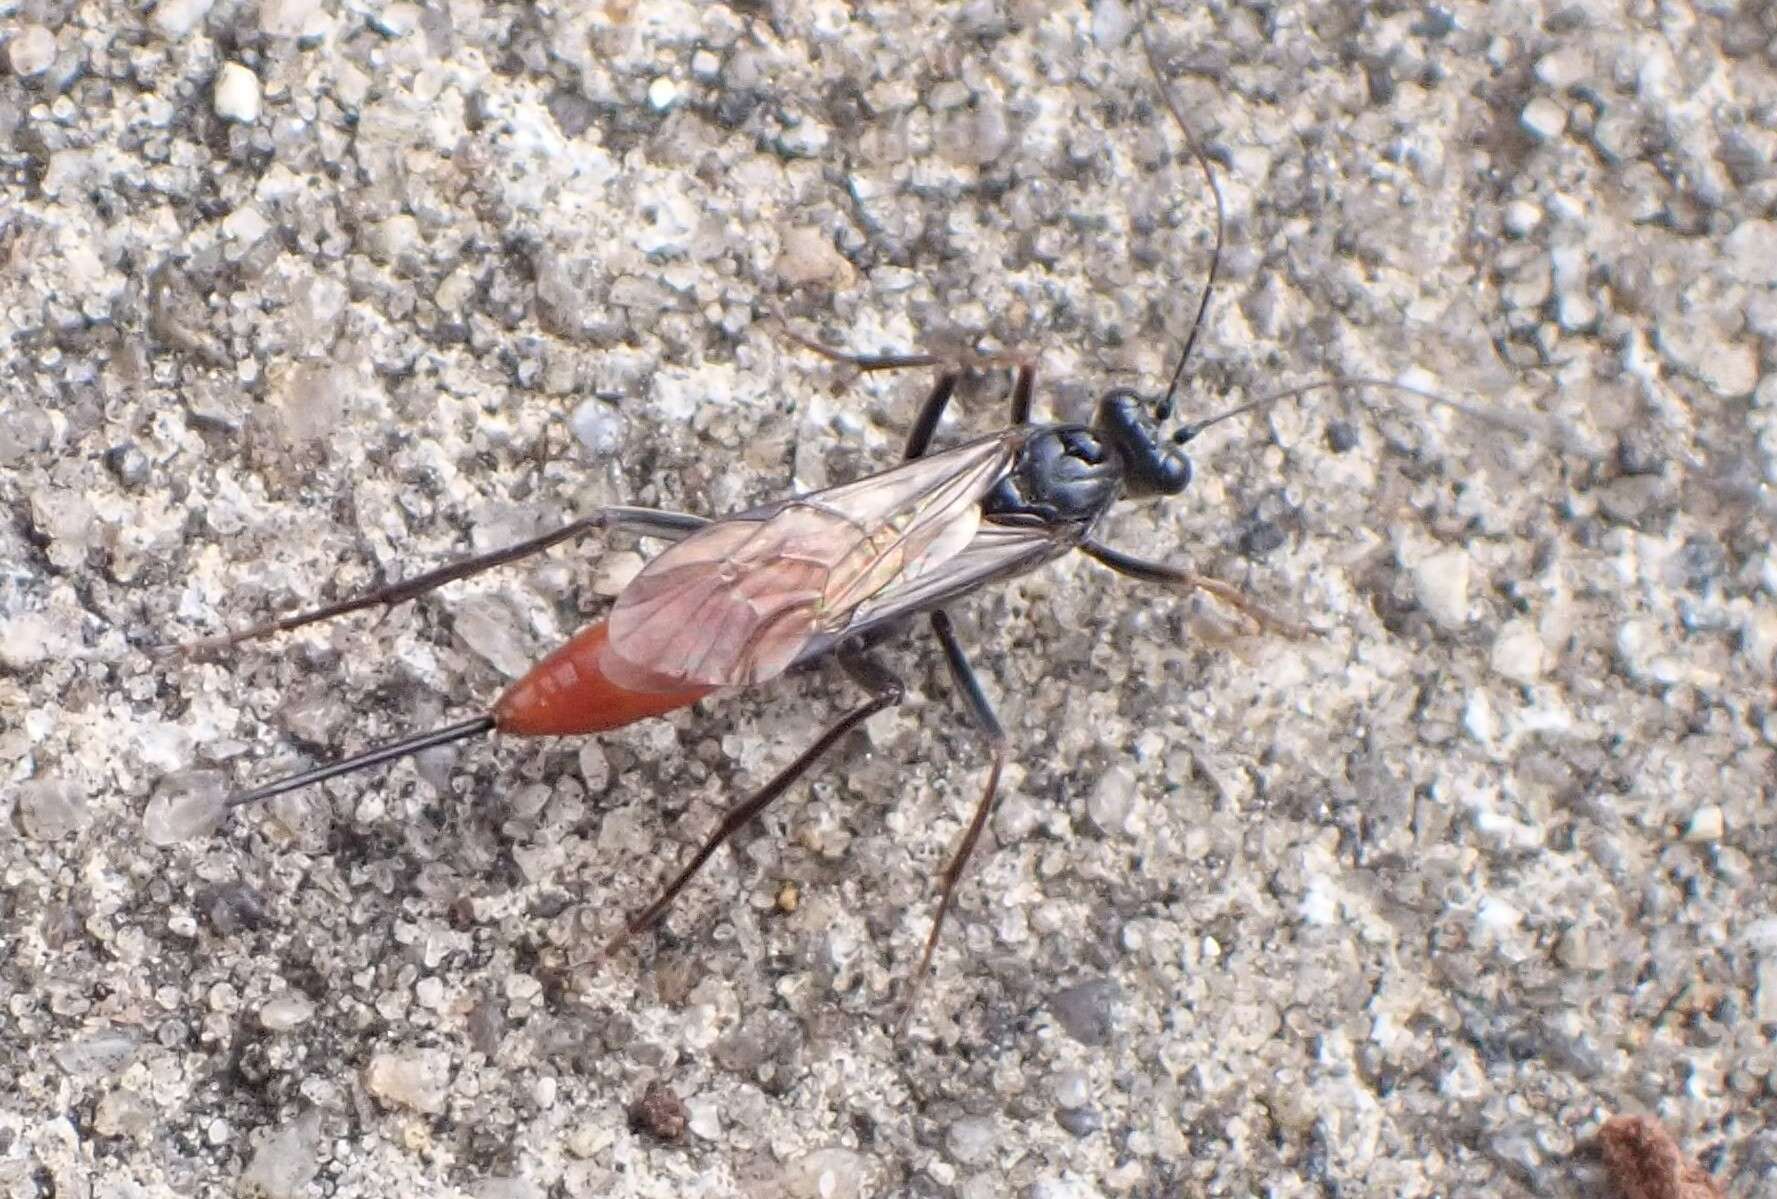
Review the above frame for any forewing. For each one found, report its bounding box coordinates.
[605,435,1018,688]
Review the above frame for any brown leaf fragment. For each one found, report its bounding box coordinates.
[1598,1115,1722,1199]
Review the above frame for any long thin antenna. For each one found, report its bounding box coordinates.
[226,715,497,809]
[1138,11,1224,425]
[1174,376,1556,445]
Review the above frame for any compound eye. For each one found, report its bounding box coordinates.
[1151,450,1193,496]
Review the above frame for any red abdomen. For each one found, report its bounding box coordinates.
[493,620,713,737]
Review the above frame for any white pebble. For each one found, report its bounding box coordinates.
[152,0,215,38]
[260,0,321,38]
[214,62,262,123]
[7,25,57,77]
[1520,97,1567,142]
[1411,548,1472,629]
[364,1049,452,1114]
[259,993,316,1030]
[1724,220,1777,287]
[1683,805,1724,843]
[1489,620,1546,684]
[1502,200,1542,237]
[570,398,625,460]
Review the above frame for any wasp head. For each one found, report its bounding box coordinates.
[1094,390,1192,498]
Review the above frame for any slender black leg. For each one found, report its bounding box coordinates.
[1079,539,1314,637]
[172,506,708,653]
[900,608,1010,1025]
[598,650,904,959]
[776,318,945,372]
[903,372,962,460]
[1008,363,1035,426]
[777,312,1039,455]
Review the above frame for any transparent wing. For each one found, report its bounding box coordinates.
[604,434,1020,688]
[786,521,1078,671]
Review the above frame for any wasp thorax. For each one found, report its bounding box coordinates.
[1094,390,1193,498]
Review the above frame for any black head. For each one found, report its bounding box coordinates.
[1093,389,1193,498]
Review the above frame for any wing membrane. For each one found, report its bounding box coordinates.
[604,434,1020,688]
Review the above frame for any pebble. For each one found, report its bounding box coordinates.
[1085,764,1136,837]
[1502,200,1542,237]
[214,63,262,123]
[946,1116,997,1167]
[142,772,227,845]
[1489,620,1546,684]
[1411,547,1472,629]
[7,25,57,77]
[17,780,90,841]
[1683,805,1724,843]
[775,225,855,288]
[1049,979,1118,1046]
[647,76,679,111]
[1520,97,1567,141]
[570,398,625,460]
[260,993,316,1030]
[152,0,214,38]
[364,1049,452,1114]
[240,1109,324,1199]
[260,0,321,38]
[1724,219,1777,286]
[1658,316,1760,398]
[781,1147,868,1199]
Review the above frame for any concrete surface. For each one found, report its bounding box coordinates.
[1,0,1773,1195]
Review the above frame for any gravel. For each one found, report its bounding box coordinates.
[2,1,1772,1195]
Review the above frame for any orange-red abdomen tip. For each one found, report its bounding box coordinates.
[493,619,714,737]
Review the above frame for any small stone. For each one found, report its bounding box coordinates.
[1049,979,1118,1046]
[366,214,420,262]
[781,1148,867,1199]
[647,76,679,110]
[1723,219,1777,286]
[1683,805,1724,843]
[1411,548,1472,629]
[260,0,321,38]
[1521,97,1567,141]
[18,780,90,841]
[451,595,533,678]
[775,226,854,289]
[1502,200,1542,237]
[143,772,227,845]
[365,1049,452,1114]
[627,1080,687,1141]
[578,741,610,793]
[94,1089,155,1139]
[1658,317,1760,398]
[1489,620,1546,683]
[570,399,624,460]
[241,1109,325,1199]
[946,1116,997,1167]
[152,0,215,38]
[1050,1069,1090,1109]
[260,993,316,1030]
[1055,1106,1102,1138]
[8,25,58,77]
[214,63,262,123]
[1085,765,1136,837]
[1756,958,1777,1025]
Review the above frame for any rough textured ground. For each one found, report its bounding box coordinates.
[2,1,1772,1195]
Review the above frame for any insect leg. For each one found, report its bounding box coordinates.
[173,506,708,653]
[1079,539,1315,638]
[902,372,962,460]
[598,650,904,959]
[778,312,1037,450]
[900,608,1009,1025]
